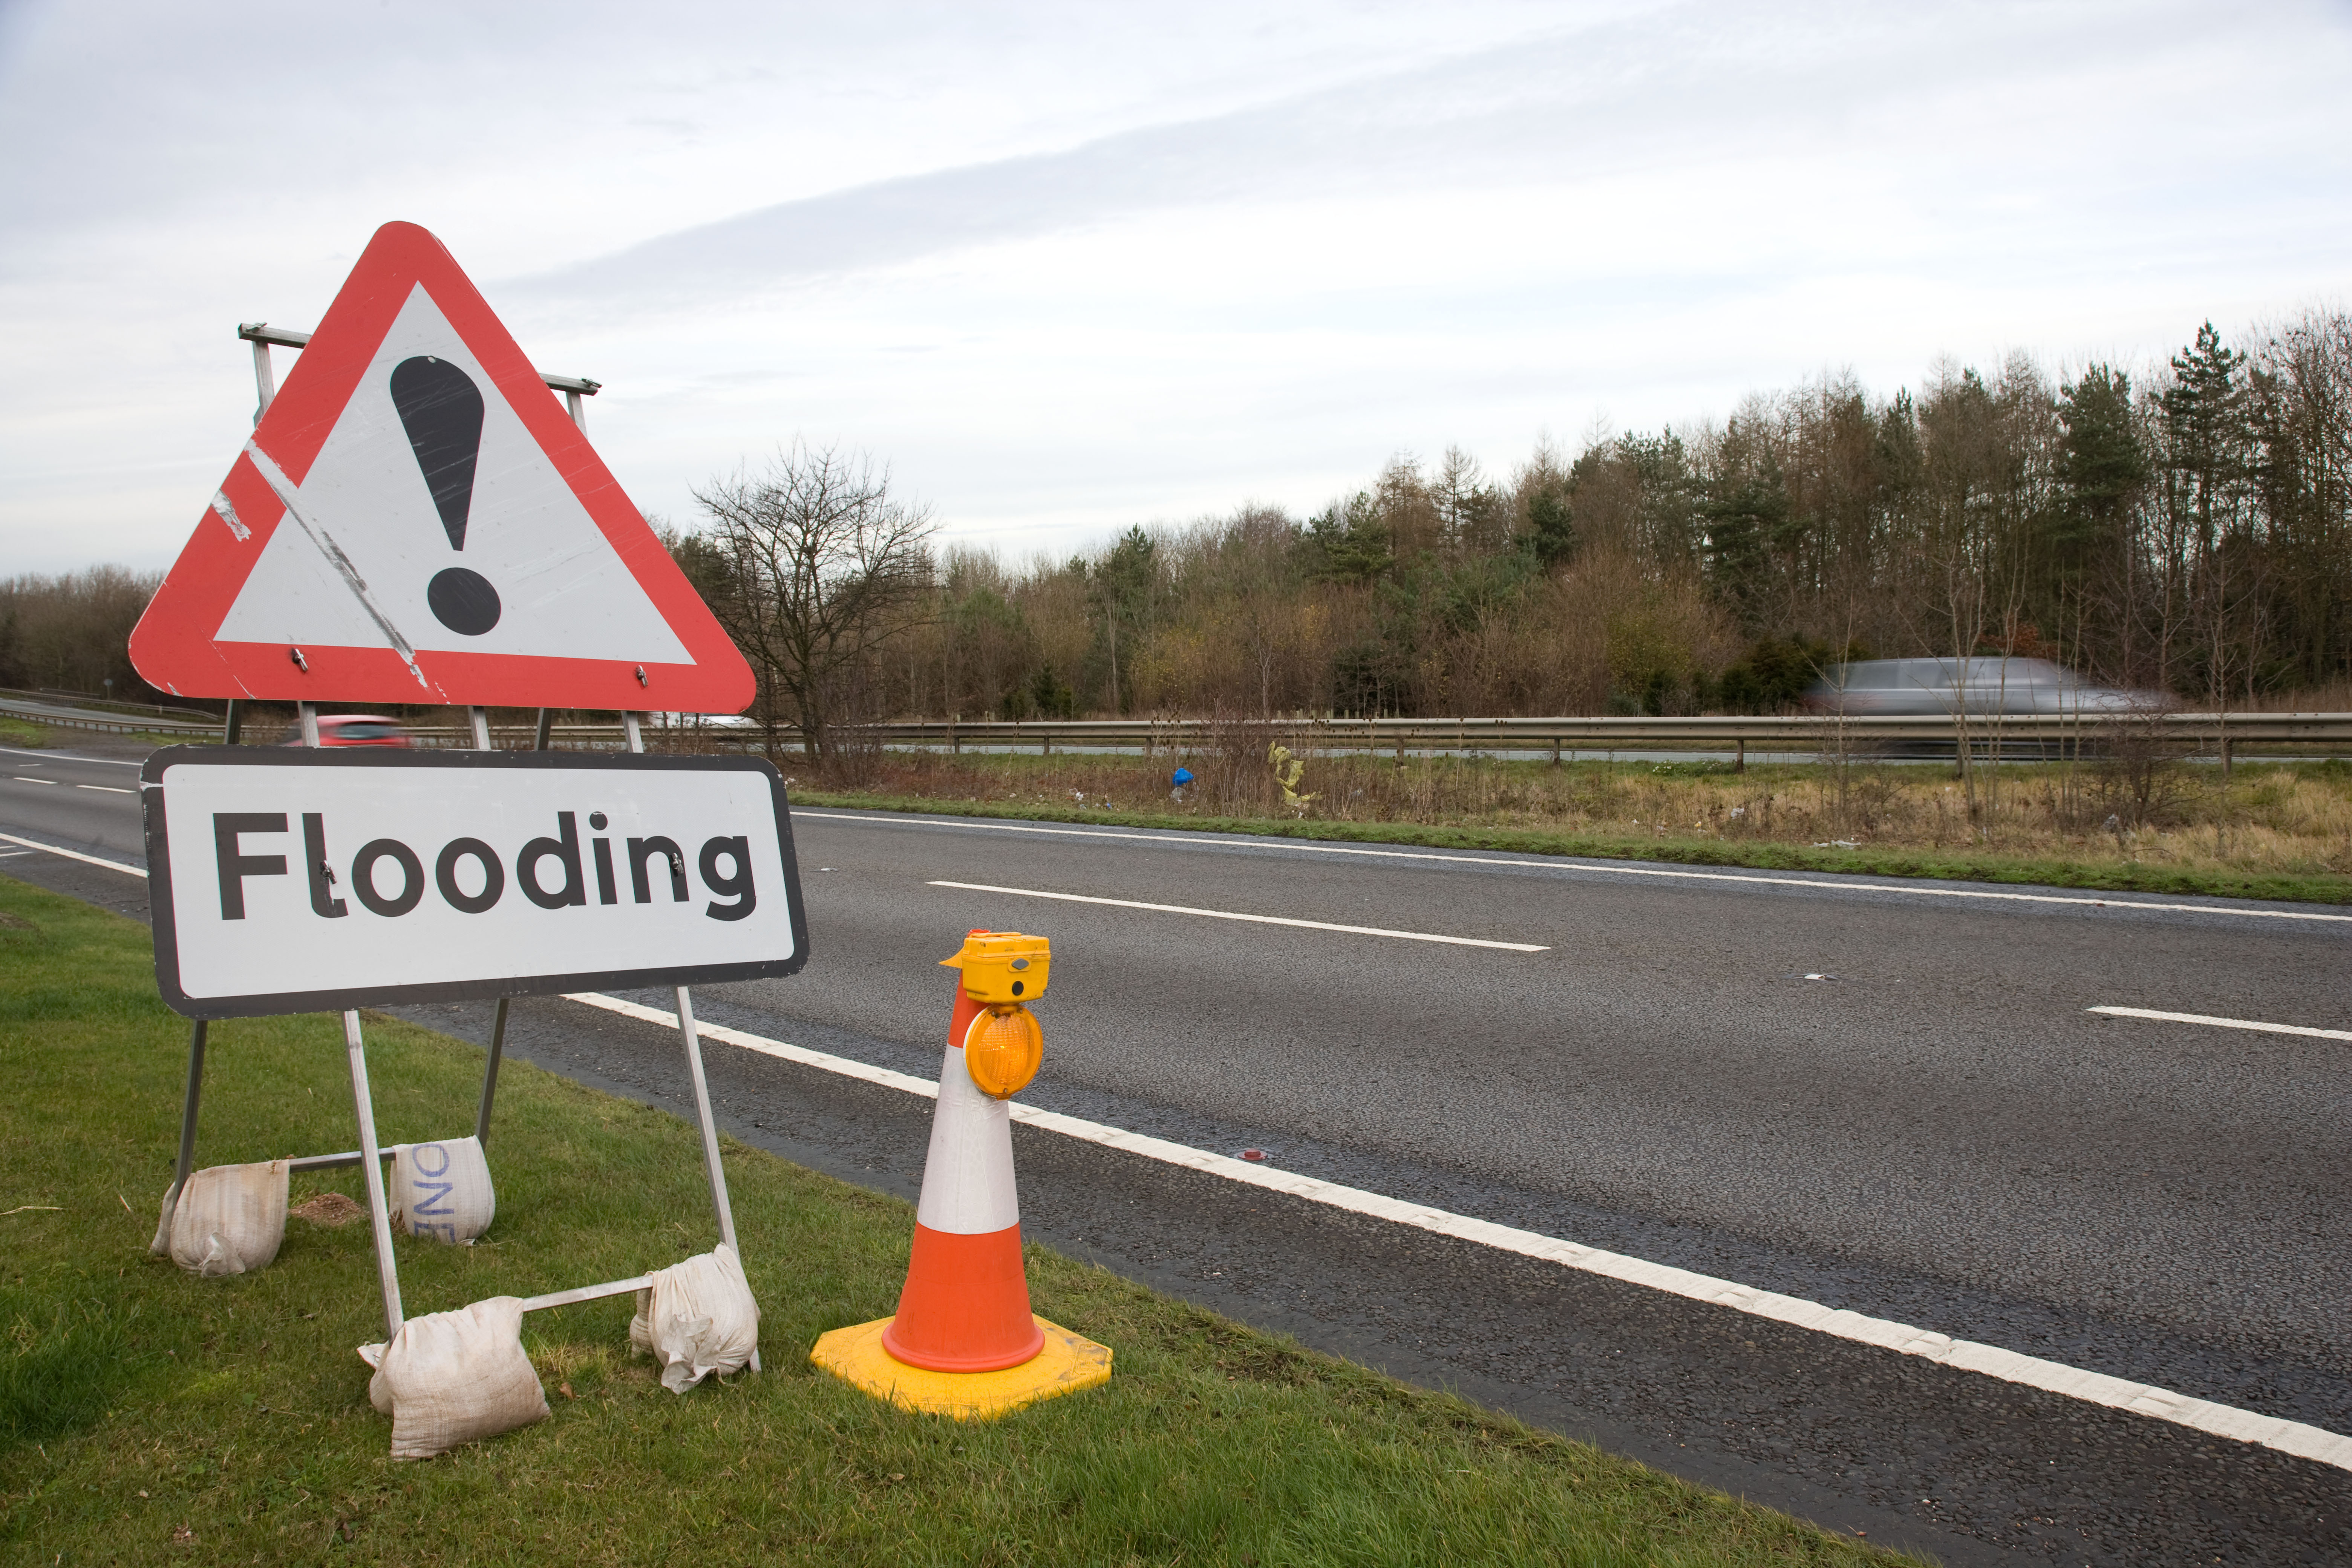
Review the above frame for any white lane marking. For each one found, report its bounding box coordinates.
[2090,1005,2352,1043]
[0,746,142,764]
[564,989,2352,1474]
[0,850,29,859]
[798,810,2352,925]
[0,833,147,877]
[74,784,134,794]
[10,776,57,785]
[926,879,1548,952]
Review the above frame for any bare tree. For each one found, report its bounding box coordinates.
[692,444,936,764]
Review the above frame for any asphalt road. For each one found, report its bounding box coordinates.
[7,741,2348,1565]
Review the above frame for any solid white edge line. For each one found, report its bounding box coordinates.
[795,810,2352,924]
[2089,1005,2352,1043]
[566,988,2351,1474]
[925,879,1548,951]
[0,831,147,877]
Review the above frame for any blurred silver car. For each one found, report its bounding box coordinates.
[1805,658,2158,716]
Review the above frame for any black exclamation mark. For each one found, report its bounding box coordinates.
[392,355,501,635]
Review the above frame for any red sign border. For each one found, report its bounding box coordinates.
[130,221,753,714]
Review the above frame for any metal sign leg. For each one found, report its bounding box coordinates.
[623,707,758,1372]
[467,703,510,1148]
[150,1019,209,1253]
[673,986,739,1254]
[672,983,757,1371]
[475,998,508,1145]
[343,1009,405,1338]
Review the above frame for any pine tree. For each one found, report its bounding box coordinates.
[2161,322,2249,554]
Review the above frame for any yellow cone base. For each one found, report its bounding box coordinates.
[810,1314,1111,1420]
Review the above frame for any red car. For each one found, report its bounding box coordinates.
[280,714,412,747]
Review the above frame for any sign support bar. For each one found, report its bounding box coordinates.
[344,1007,405,1336]
[622,707,759,1370]
[238,320,598,432]
[149,1021,209,1254]
[475,704,509,1146]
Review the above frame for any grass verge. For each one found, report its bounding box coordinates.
[793,787,2352,906]
[0,875,1916,1565]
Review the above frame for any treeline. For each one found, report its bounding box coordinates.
[0,567,169,703]
[771,307,2347,731]
[23,312,2349,747]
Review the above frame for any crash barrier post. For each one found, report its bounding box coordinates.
[811,929,1112,1418]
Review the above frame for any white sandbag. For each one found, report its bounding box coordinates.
[164,1160,288,1277]
[629,1243,760,1392]
[358,1296,549,1460]
[389,1136,495,1243]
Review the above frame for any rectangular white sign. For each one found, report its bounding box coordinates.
[142,748,808,1017]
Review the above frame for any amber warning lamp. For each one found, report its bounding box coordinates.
[940,931,1049,1098]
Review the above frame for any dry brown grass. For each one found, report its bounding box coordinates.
[801,742,2352,881]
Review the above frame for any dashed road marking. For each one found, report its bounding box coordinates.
[926,879,1548,951]
[2089,1005,2352,1043]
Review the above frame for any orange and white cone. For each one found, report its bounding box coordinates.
[879,972,1044,1371]
[810,929,1110,1418]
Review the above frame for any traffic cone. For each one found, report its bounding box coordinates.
[882,966,1043,1370]
[811,930,1111,1419]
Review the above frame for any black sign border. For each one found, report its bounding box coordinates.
[142,746,811,1019]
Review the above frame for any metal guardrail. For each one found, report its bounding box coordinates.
[0,710,218,738]
[852,712,2352,757]
[0,687,221,723]
[14,708,2352,755]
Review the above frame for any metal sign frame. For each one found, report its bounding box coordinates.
[141,309,773,1358]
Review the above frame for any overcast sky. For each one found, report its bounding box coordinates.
[3,0,2348,576]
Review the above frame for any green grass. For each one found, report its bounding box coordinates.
[0,717,45,748]
[0,875,1917,1565]
[795,786,2352,905]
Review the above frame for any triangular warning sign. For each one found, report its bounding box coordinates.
[131,221,753,713]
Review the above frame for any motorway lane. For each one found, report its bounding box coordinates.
[10,753,2350,1561]
[0,745,147,861]
[725,812,2352,1405]
[11,760,2352,1398]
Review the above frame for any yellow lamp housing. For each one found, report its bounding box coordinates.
[963,1005,1044,1098]
[939,931,1051,1005]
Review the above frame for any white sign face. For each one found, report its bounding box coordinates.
[213,285,691,665]
[142,749,807,1018]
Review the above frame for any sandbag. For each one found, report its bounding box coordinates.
[162,1160,288,1277]
[630,1243,760,1392]
[359,1296,549,1459]
[389,1136,495,1243]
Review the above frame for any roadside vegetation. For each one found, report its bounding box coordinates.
[0,876,1917,1565]
[793,748,2352,905]
[658,309,2352,760]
